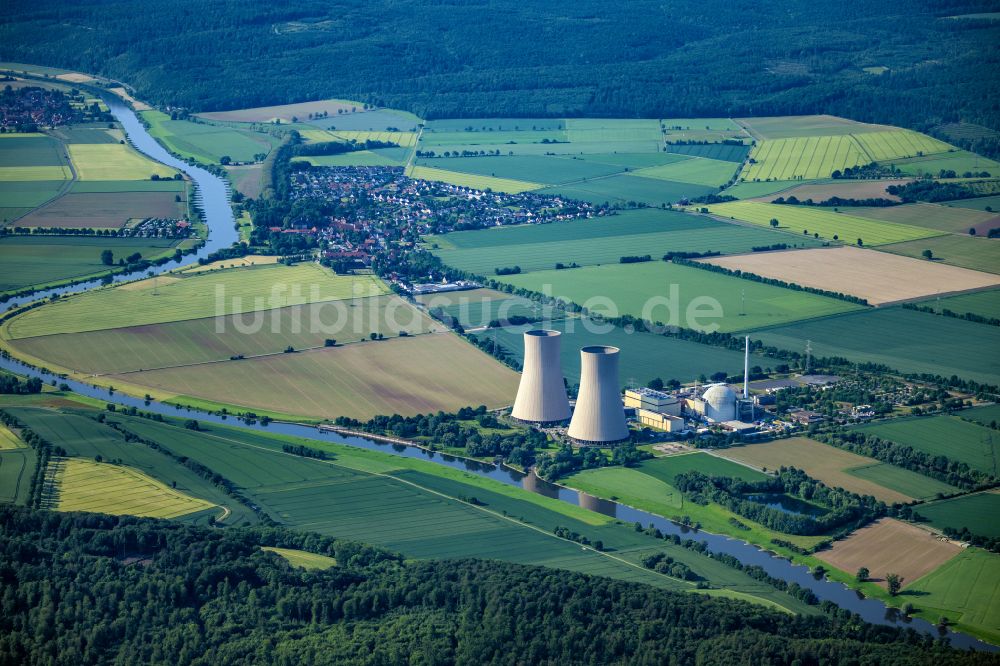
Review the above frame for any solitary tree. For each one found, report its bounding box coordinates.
[100,249,114,266]
[886,573,903,596]
[769,218,779,228]
[922,249,934,260]
[856,567,869,582]
[969,227,977,236]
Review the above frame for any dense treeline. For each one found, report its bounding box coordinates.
[672,467,898,537]
[772,195,899,208]
[0,373,42,394]
[902,301,1000,327]
[1,1,998,134]
[2,506,991,665]
[886,180,993,203]
[816,429,997,490]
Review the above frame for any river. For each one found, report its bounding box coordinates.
[0,97,993,652]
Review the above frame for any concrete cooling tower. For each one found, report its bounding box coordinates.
[568,346,629,444]
[511,329,571,423]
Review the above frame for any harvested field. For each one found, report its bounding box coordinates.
[197,98,362,123]
[852,130,953,162]
[736,115,894,140]
[0,424,24,450]
[816,518,961,588]
[5,263,387,338]
[699,246,1000,305]
[113,333,520,420]
[719,438,919,503]
[179,254,279,273]
[849,203,998,235]
[706,200,944,246]
[262,547,337,570]
[68,144,177,180]
[756,180,911,203]
[50,458,215,518]
[16,191,185,228]
[14,294,443,375]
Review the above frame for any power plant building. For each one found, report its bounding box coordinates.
[624,388,681,416]
[690,383,738,422]
[568,346,630,444]
[511,329,571,424]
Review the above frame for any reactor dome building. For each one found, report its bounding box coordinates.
[697,383,738,422]
[567,346,629,444]
[511,329,571,424]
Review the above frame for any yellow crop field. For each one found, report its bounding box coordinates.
[0,424,24,450]
[68,144,178,180]
[705,201,944,246]
[741,135,868,181]
[262,547,337,570]
[408,165,542,193]
[0,165,72,181]
[51,458,215,518]
[853,130,953,162]
[300,129,418,147]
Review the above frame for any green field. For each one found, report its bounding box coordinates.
[846,464,958,501]
[68,179,186,193]
[495,261,863,333]
[0,180,66,210]
[848,203,997,235]
[51,457,216,518]
[110,333,520,421]
[665,143,751,162]
[142,110,280,164]
[741,136,868,181]
[414,155,626,185]
[878,235,1000,274]
[853,415,999,475]
[705,201,943,246]
[641,453,768,484]
[755,307,1000,386]
[632,157,739,187]
[408,165,541,193]
[0,235,182,293]
[0,134,65,167]
[293,150,405,167]
[538,173,716,207]
[68,144,178,180]
[428,208,822,275]
[0,448,34,504]
[963,404,1000,427]
[722,180,800,199]
[471,317,750,387]
[916,492,1000,538]
[5,264,387,338]
[14,294,443,375]
[893,151,1000,177]
[2,404,257,525]
[905,548,1000,645]
[949,195,1000,211]
[916,289,1000,321]
[262,546,337,570]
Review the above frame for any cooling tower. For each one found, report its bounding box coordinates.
[511,329,571,423]
[567,346,630,444]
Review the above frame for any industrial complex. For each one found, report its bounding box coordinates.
[511,331,771,446]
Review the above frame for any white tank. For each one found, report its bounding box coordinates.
[701,383,737,421]
[511,329,571,423]
[568,346,629,444]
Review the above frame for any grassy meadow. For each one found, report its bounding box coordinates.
[852,415,1000,475]
[142,110,280,164]
[915,492,1000,538]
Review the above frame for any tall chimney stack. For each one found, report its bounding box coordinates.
[743,335,750,399]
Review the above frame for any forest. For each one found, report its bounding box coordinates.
[1,1,999,138]
[1,505,994,666]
